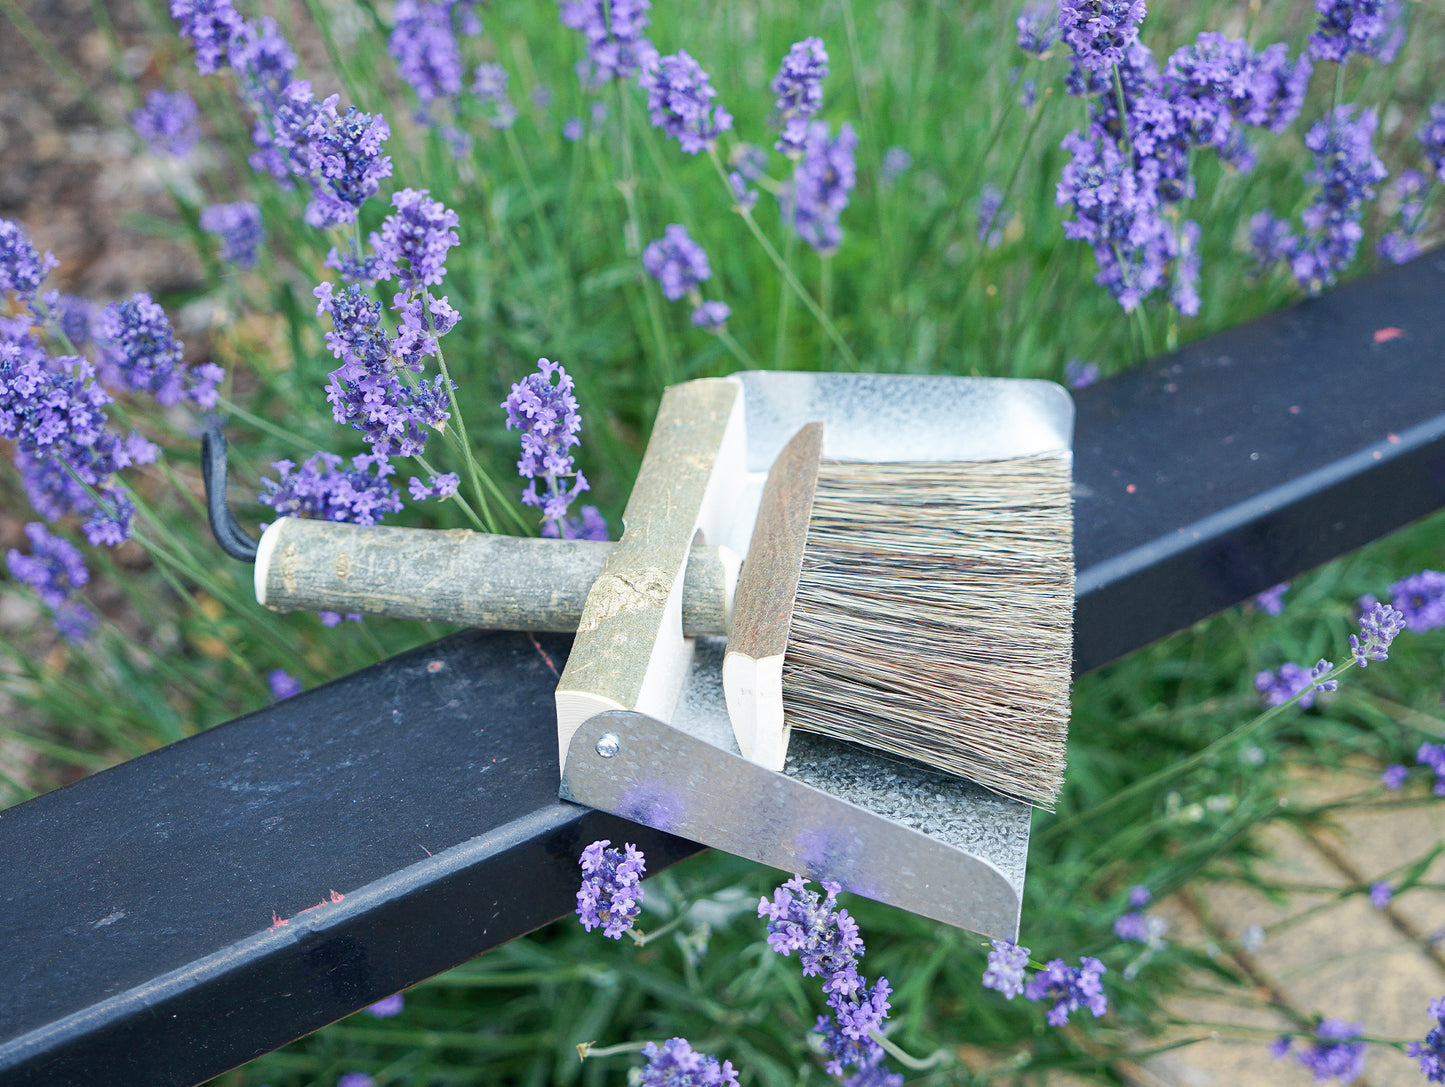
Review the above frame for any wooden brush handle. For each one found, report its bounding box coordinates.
[554,377,746,769]
[254,518,736,635]
[724,421,825,770]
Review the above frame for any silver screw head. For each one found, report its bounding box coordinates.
[595,733,621,758]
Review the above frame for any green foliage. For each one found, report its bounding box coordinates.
[4,0,1445,1084]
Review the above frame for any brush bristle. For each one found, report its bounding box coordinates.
[781,453,1073,808]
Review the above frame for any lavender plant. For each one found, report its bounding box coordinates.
[4,1,1445,1084]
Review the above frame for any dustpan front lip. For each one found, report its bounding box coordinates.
[732,370,1074,471]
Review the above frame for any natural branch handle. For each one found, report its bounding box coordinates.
[254,518,737,636]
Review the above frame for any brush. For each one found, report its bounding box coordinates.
[247,373,1072,806]
[724,421,1073,808]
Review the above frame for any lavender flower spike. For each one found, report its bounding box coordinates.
[770,38,828,156]
[1387,570,1445,632]
[199,202,265,269]
[1058,0,1147,72]
[982,939,1031,998]
[642,224,712,301]
[1287,1019,1368,1083]
[1,218,59,301]
[1023,956,1108,1026]
[97,293,225,409]
[1350,600,1405,666]
[559,0,657,86]
[258,451,404,525]
[637,1038,739,1087]
[785,121,859,254]
[131,89,202,156]
[575,839,645,938]
[1408,997,1445,1083]
[502,358,592,536]
[6,523,97,643]
[372,189,461,292]
[638,50,732,154]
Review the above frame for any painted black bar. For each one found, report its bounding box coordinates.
[2,252,1445,1086]
[0,632,702,1086]
[1072,249,1445,673]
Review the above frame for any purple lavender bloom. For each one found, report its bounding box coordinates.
[372,189,461,292]
[258,451,404,525]
[1408,997,1445,1083]
[1382,764,1408,790]
[315,281,452,457]
[759,876,899,1085]
[1238,43,1313,134]
[1249,209,1298,267]
[6,523,97,642]
[365,993,405,1017]
[1,219,59,301]
[170,0,245,75]
[770,38,828,156]
[42,291,101,351]
[690,300,730,329]
[1351,600,1405,666]
[1387,570,1445,632]
[294,95,393,229]
[977,183,1009,248]
[3,319,158,547]
[1128,884,1153,907]
[542,504,609,541]
[1288,1019,1367,1084]
[1255,658,1337,708]
[1420,104,1445,182]
[559,0,656,86]
[1115,909,1169,946]
[784,121,858,254]
[96,293,224,409]
[1065,359,1100,388]
[1420,743,1445,797]
[1023,956,1109,1026]
[503,358,591,532]
[758,876,863,983]
[562,116,585,141]
[880,146,912,185]
[199,202,265,269]
[1277,106,1387,292]
[983,939,1031,999]
[642,224,712,301]
[267,669,303,699]
[1309,0,1404,64]
[1058,0,1148,72]
[576,838,645,938]
[470,63,517,129]
[637,1038,738,1087]
[1369,879,1393,909]
[1056,126,1176,311]
[389,0,481,105]
[131,89,201,156]
[325,241,381,287]
[638,50,732,154]
[1017,1,1060,57]
[336,1075,374,1087]
[407,472,459,501]
[1254,582,1290,615]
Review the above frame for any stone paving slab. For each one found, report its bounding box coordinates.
[1129,768,1445,1087]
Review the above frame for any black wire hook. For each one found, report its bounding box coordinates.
[200,422,259,563]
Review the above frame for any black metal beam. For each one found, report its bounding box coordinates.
[3,252,1445,1086]
[1072,250,1445,672]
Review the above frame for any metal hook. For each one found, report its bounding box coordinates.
[200,422,259,563]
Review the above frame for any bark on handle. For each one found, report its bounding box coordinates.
[254,518,735,635]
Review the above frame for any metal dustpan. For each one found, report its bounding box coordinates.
[557,371,1074,941]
